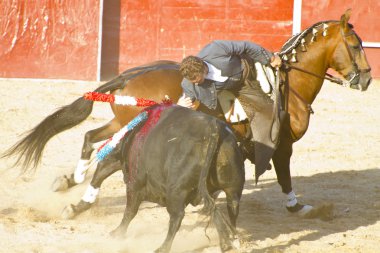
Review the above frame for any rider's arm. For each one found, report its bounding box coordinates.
[177,79,196,109]
[213,40,274,65]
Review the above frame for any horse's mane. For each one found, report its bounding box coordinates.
[280,20,345,55]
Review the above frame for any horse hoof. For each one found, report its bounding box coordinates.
[52,174,78,191]
[286,203,314,217]
[61,205,76,220]
[297,204,314,217]
[51,174,77,192]
[51,176,70,192]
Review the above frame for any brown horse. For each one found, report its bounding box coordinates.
[4,10,372,219]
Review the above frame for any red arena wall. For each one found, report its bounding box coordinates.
[116,0,294,76]
[0,1,100,80]
[0,1,378,80]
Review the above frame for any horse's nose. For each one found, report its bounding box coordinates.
[367,77,372,86]
[365,77,372,90]
[359,77,372,91]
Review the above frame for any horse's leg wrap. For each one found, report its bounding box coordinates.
[73,159,92,184]
[81,185,100,203]
[61,185,99,219]
[286,190,298,207]
[52,158,93,192]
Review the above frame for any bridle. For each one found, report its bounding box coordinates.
[283,26,370,88]
[279,23,370,114]
[340,29,371,89]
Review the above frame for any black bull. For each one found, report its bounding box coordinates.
[107,104,245,252]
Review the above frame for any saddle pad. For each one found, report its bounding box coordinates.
[218,90,248,123]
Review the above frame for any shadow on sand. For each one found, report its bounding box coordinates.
[85,167,380,252]
[238,167,380,252]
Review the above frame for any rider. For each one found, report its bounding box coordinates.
[177,40,282,180]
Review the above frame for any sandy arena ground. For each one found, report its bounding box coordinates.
[0,78,379,253]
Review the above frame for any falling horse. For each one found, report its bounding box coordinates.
[3,10,372,219]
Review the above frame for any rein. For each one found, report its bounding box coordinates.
[281,62,345,114]
[280,63,321,114]
[283,63,343,85]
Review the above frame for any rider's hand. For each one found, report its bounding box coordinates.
[270,53,282,68]
[177,94,195,109]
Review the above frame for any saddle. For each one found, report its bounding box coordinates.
[218,62,284,182]
[218,62,276,123]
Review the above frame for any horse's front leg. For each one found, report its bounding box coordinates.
[272,126,313,217]
[51,119,121,191]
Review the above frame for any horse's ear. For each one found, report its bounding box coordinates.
[340,9,352,32]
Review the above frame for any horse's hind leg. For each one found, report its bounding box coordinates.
[61,152,121,219]
[73,119,122,184]
[51,119,121,192]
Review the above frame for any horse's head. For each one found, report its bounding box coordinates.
[329,9,372,91]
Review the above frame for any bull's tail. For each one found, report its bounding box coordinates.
[198,119,236,240]
[2,75,127,173]
[198,119,220,214]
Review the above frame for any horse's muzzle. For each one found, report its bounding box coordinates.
[350,73,372,91]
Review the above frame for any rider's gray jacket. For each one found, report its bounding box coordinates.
[181,40,273,109]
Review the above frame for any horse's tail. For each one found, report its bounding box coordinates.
[2,61,179,172]
[198,120,236,240]
[1,75,127,173]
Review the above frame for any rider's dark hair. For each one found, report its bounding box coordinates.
[179,56,205,81]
